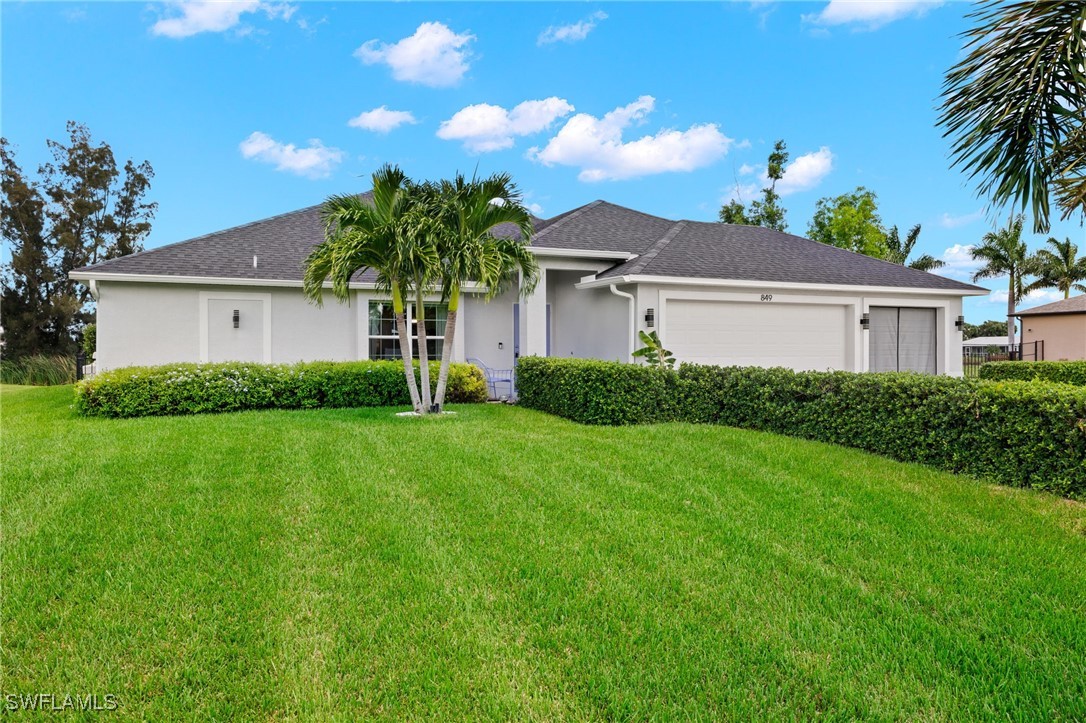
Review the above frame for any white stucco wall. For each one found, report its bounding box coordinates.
[95,281,358,370]
[549,270,630,362]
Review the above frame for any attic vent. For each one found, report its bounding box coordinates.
[253,255,258,269]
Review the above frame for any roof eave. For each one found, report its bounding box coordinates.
[575,273,989,296]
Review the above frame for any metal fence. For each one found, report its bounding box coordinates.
[962,340,1044,378]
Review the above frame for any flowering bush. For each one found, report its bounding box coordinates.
[74,360,488,417]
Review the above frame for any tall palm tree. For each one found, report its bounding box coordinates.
[939,2,1086,233]
[1026,236,1086,299]
[883,224,945,272]
[424,173,539,411]
[302,164,431,413]
[971,215,1032,347]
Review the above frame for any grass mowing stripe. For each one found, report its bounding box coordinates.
[3,387,1084,720]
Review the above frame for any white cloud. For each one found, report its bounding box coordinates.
[987,288,1063,308]
[348,106,418,133]
[727,147,834,200]
[935,243,980,281]
[527,202,545,216]
[151,1,296,38]
[805,1,942,30]
[529,96,732,182]
[355,22,474,88]
[538,11,607,45]
[238,131,343,178]
[939,209,984,229]
[437,98,575,153]
[775,146,834,196]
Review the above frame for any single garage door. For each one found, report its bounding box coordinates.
[665,300,849,371]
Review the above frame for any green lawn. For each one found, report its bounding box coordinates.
[3,385,1085,720]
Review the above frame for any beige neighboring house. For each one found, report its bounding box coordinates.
[1015,295,1086,361]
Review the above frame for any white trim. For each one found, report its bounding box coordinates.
[576,273,987,297]
[198,290,272,363]
[70,271,489,293]
[530,247,637,260]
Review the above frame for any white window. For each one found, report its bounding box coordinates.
[368,301,447,360]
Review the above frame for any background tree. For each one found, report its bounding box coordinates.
[939,1,1086,233]
[962,319,1011,340]
[806,187,888,258]
[970,215,1033,347]
[1,123,155,358]
[883,224,944,271]
[1026,236,1086,299]
[719,140,789,231]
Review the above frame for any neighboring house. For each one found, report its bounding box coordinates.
[962,336,1015,354]
[1014,295,1086,361]
[70,197,986,376]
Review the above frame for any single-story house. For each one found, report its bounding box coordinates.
[1014,295,1086,361]
[962,336,1016,354]
[70,196,986,376]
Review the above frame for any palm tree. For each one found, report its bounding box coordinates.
[883,224,945,272]
[302,164,431,413]
[971,215,1032,347]
[939,2,1086,233]
[424,173,539,411]
[1026,236,1086,299]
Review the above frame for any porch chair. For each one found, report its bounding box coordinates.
[468,358,515,400]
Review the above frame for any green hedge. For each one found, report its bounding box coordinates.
[515,357,1086,497]
[75,360,488,418]
[979,361,1086,386]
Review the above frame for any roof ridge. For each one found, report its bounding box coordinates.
[622,221,688,275]
[530,200,603,243]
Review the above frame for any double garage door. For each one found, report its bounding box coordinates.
[665,300,849,371]
[664,299,937,373]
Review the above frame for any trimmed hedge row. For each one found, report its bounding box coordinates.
[74,360,488,418]
[516,357,1086,497]
[979,361,1086,386]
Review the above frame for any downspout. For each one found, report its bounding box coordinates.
[88,279,99,301]
[609,284,636,363]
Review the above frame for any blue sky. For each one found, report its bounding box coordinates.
[4,0,1084,322]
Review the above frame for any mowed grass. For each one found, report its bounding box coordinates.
[3,385,1085,721]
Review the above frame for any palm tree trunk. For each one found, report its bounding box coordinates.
[392,286,422,412]
[416,289,433,412]
[1007,273,1016,353]
[433,286,459,410]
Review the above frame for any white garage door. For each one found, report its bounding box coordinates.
[665,300,849,371]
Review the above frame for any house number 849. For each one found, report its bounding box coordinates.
[760,294,773,301]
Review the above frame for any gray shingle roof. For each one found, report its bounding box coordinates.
[596,216,983,291]
[72,191,532,284]
[73,195,984,293]
[1013,294,1086,316]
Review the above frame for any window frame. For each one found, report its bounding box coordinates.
[367,300,447,360]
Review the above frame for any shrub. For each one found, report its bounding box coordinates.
[517,358,1086,497]
[979,361,1086,386]
[0,355,76,386]
[74,360,488,418]
[516,357,680,425]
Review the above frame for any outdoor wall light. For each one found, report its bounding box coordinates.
[233,309,239,329]
[860,312,870,330]
[955,315,965,331]
[645,308,655,327]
